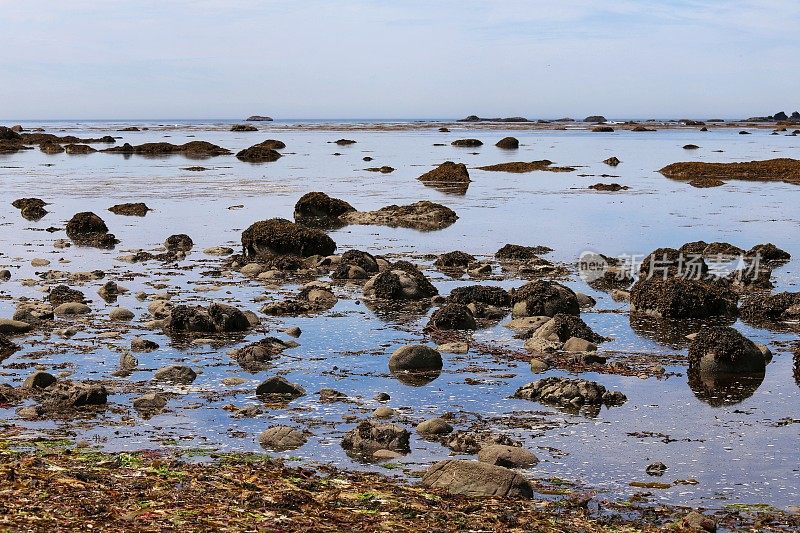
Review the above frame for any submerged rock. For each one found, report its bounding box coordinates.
[340,201,457,231]
[660,158,800,185]
[514,377,627,408]
[242,218,336,258]
[421,460,532,498]
[108,202,151,216]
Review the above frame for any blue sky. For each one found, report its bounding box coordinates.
[1,0,798,119]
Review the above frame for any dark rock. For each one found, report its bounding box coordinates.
[165,234,193,252]
[434,251,476,270]
[688,326,766,376]
[236,142,283,162]
[591,126,614,132]
[341,419,410,456]
[427,303,476,330]
[584,116,607,123]
[340,201,458,231]
[451,139,482,147]
[603,156,621,166]
[293,192,355,224]
[23,371,56,389]
[133,393,167,412]
[0,335,19,361]
[153,365,197,384]
[64,144,97,155]
[65,212,118,248]
[47,285,85,307]
[630,277,738,319]
[40,141,65,154]
[739,291,800,328]
[417,161,470,187]
[109,203,151,216]
[496,243,553,260]
[514,377,627,408]
[495,137,519,149]
[104,141,231,157]
[131,338,159,352]
[365,166,394,173]
[389,345,442,372]
[231,124,258,132]
[246,116,273,121]
[747,243,790,263]
[242,218,336,258]
[331,250,379,280]
[589,183,628,191]
[363,261,437,300]
[232,337,291,371]
[334,139,356,145]
[510,280,580,317]
[256,376,306,399]
[531,313,606,343]
[447,285,511,307]
[164,303,251,334]
[421,460,533,498]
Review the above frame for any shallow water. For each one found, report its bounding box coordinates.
[1,120,799,510]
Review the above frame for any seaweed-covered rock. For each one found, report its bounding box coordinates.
[630,277,738,319]
[514,377,627,408]
[293,192,355,223]
[256,376,306,399]
[747,243,790,263]
[153,365,197,384]
[496,244,553,260]
[421,460,532,498]
[163,303,251,334]
[331,250,379,280]
[47,285,85,307]
[603,156,621,166]
[242,218,336,258]
[447,285,511,307]
[739,291,800,327]
[231,337,292,371]
[65,212,118,247]
[236,143,282,162]
[688,326,767,375]
[231,124,258,132]
[341,419,410,456]
[104,141,231,157]
[529,314,605,343]
[363,262,437,300]
[426,303,476,330]
[451,139,482,147]
[109,203,151,216]
[434,251,476,270]
[165,234,194,252]
[64,144,97,155]
[660,158,800,185]
[418,161,470,185]
[510,280,580,317]
[495,137,519,149]
[0,335,19,362]
[340,201,458,231]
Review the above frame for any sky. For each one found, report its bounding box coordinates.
[1,0,799,120]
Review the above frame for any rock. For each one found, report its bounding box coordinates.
[284,326,301,337]
[510,280,580,317]
[256,376,305,399]
[0,335,19,361]
[416,417,453,436]
[363,261,437,300]
[603,156,621,166]
[591,126,614,132]
[365,166,395,173]
[374,392,390,401]
[418,161,471,189]
[64,144,97,155]
[0,319,33,334]
[236,142,283,162]
[163,303,251,334]
[104,141,230,157]
[495,243,553,260]
[372,406,395,418]
[646,462,667,476]
[98,281,128,301]
[389,345,443,372]
[477,161,574,173]
[747,242,790,263]
[53,302,91,316]
[231,124,258,132]
[259,426,307,451]
[341,419,410,456]
[740,291,800,327]
[447,285,511,307]
[133,393,167,412]
[48,285,85,307]
[43,382,108,408]
[110,307,134,321]
[514,377,627,408]
[434,251,476,270]
[242,218,336,258]
[13,302,53,323]
[575,292,596,308]
[584,115,607,123]
[147,300,173,319]
[153,365,197,384]
[293,192,355,224]
[562,337,597,352]
[340,201,458,231]
[334,139,356,145]
[426,303,476,330]
[131,337,159,352]
[529,358,550,373]
[451,139,482,147]
[421,460,532,498]
[688,326,767,375]
[437,341,469,354]
[108,203,151,216]
[495,136,519,149]
[681,511,717,532]
[246,115,273,121]
[0,270,10,281]
[589,183,629,191]
[531,314,605,344]
[660,158,800,185]
[319,388,348,402]
[232,337,291,371]
[119,352,138,371]
[23,371,57,389]
[478,444,539,468]
[164,234,193,252]
[204,246,234,256]
[65,212,118,247]
[630,277,738,319]
[331,250,380,280]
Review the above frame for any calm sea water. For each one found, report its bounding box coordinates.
[1,120,798,509]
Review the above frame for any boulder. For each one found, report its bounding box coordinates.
[232,337,291,371]
[363,261,437,300]
[330,250,380,280]
[514,377,627,408]
[230,124,258,132]
[740,291,800,327]
[153,365,197,384]
[341,419,410,456]
[163,303,251,334]
[478,444,539,468]
[510,280,580,317]
[426,303,476,330]
[447,285,511,307]
[108,203,151,216]
[53,302,91,316]
[416,417,454,436]
[236,142,282,162]
[131,338,159,352]
[688,326,767,375]
[0,335,19,361]
[293,192,355,224]
[418,161,470,184]
[389,345,443,372]
[421,460,533,498]
[132,393,167,412]
[47,285,85,307]
[23,371,57,389]
[434,251,476,270]
[747,243,790,263]
[242,218,336,258]
[630,277,738,319]
[495,137,519,149]
[104,141,230,157]
[43,382,108,409]
[165,234,194,252]
[256,376,305,399]
[340,201,458,231]
[110,307,134,321]
[603,156,621,166]
[451,139,483,147]
[65,212,118,247]
[530,314,605,344]
[495,244,553,261]
[259,426,307,451]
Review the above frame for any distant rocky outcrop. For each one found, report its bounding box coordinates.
[246,115,273,121]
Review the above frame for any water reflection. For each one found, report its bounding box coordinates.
[629,315,735,349]
[687,369,765,407]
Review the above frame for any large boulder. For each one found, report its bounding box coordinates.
[242,218,336,258]
[421,460,533,498]
[495,137,519,149]
[231,337,292,371]
[163,303,251,334]
[363,261,437,300]
[256,376,306,400]
[293,192,355,224]
[688,326,767,375]
[478,444,539,467]
[340,201,458,231]
[447,285,511,307]
[426,303,476,330]
[630,277,738,319]
[740,291,800,328]
[388,345,443,372]
[341,419,410,456]
[510,280,580,317]
[259,426,307,451]
[418,161,470,185]
[153,365,197,384]
[65,212,118,247]
[514,377,627,408]
[330,250,380,280]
